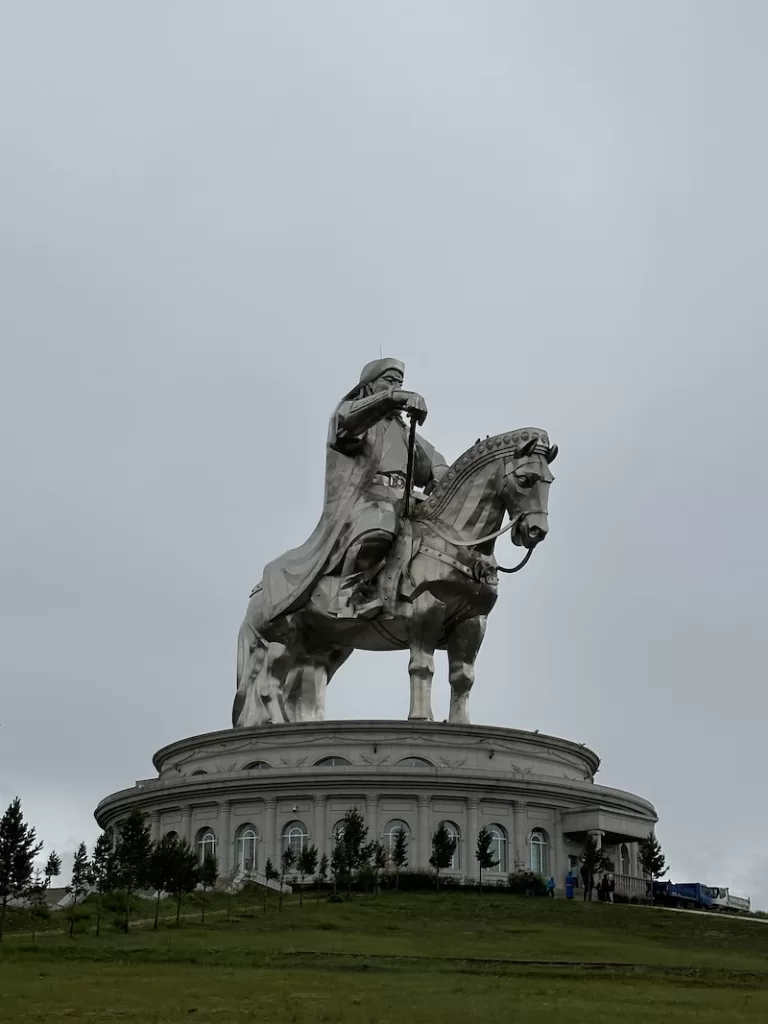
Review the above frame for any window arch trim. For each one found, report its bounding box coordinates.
[486,823,508,873]
[438,820,462,870]
[529,827,549,876]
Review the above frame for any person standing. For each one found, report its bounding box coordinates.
[565,871,576,900]
[580,863,594,901]
[546,876,556,899]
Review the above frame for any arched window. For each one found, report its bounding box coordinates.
[382,819,411,854]
[396,756,435,768]
[190,769,207,776]
[314,755,352,766]
[196,828,216,864]
[164,830,179,841]
[487,824,508,873]
[242,760,272,771]
[235,824,260,873]
[330,819,346,844]
[619,844,630,875]
[529,828,549,876]
[439,821,461,870]
[282,820,309,857]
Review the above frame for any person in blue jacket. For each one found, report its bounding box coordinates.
[546,876,556,898]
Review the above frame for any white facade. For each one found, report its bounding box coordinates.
[95,721,656,888]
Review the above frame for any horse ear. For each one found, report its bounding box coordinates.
[545,444,559,464]
[515,437,538,458]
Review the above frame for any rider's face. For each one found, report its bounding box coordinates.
[372,370,403,393]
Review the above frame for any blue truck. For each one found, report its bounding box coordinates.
[652,881,714,910]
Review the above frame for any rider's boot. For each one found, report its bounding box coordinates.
[331,531,391,618]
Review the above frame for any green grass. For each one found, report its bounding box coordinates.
[2,891,768,1022]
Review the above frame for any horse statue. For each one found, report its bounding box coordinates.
[233,427,556,727]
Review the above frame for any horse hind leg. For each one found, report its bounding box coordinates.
[445,615,487,725]
[283,646,354,722]
[233,620,270,728]
[407,593,446,721]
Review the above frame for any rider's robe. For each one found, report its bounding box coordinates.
[256,405,445,626]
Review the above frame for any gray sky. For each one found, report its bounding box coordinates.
[2,2,766,905]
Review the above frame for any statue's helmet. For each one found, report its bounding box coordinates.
[342,358,405,400]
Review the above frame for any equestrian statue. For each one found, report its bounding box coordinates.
[233,357,557,727]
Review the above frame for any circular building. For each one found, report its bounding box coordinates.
[95,719,656,896]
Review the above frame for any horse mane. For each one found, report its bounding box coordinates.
[413,427,551,522]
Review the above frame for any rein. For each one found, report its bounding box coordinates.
[419,512,541,575]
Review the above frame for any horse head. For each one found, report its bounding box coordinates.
[500,429,557,549]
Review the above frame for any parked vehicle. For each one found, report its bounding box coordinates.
[705,887,751,913]
[652,881,714,910]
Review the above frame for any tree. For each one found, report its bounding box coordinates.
[317,853,329,900]
[263,857,279,912]
[475,827,499,893]
[297,845,318,907]
[89,832,113,937]
[372,842,387,895]
[198,853,219,923]
[580,835,608,901]
[639,831,668,900]
[279,847,295,909]
[391,828,408,889]
[337,808,373,897]
[164,840,199,926]
[0,797,43,941]
[27,869,48,943]
[66,843,91,938]
[429,823,457,892]
[147,834,182,930]
[44,851,62,890]
[330,838,346,896]
[112,807,153,932]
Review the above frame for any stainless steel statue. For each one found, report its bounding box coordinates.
[234,358,556,728]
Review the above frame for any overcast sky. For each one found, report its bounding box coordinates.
[2,2,766,906]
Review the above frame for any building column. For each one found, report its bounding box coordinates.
[552,811,563,886]
[512,802,527,871]
[149,810,161,844]
[218,800,231,880]
[417,796,430,870]
[265,798,278,868]
[366,795,379,845]
[630,842,639,878]
[467,798,479,882]
[180,805,192,846]
[313,796,326,864]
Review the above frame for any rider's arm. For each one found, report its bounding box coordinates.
[332,391,401,453]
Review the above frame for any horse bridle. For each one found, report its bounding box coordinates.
[421,510,545,574]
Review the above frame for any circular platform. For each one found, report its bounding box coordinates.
[95,721,656,891]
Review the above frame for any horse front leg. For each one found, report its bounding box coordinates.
[407,593,445,721]
[446,615,487,725]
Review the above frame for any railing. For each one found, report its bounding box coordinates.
[612,873,649,899]
[226,867,292,895]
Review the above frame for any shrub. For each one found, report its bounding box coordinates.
[507,871,547,897]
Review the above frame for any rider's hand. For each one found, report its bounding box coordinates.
[393,390,428,425]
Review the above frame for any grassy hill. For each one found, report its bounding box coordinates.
[2,890,767,1022]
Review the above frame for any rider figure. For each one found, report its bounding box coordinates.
[256,358,447,625]
[329,359,448,615]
